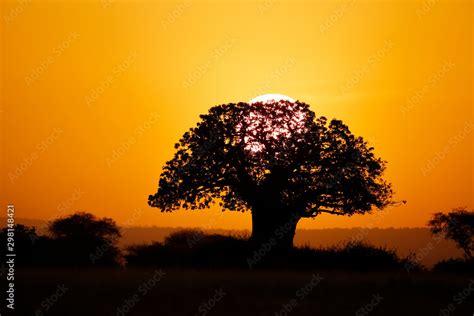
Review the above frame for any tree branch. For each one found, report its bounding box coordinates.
[300,208,346,218]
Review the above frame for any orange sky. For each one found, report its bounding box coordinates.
[1,0,472,230]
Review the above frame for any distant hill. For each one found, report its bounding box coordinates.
[1,217,462,267]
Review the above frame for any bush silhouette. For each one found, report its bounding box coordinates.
[164,229,206,249]
[126,230,249,268]
[0,224,40,265]
[126,230,416,271]
[3,222,426,271]
[47,212,122,266]
[432,258,474,273]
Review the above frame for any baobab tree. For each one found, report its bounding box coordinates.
[149,97,394,252]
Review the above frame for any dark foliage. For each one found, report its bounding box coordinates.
[126,229,249,268]
[1,213,123,266]
[46,212,122,266]
[126,230,416,271]
[428,208,474,259]
[149,100,394,250]
[284,242,423,271]
[432,258,474,273]
[0,224,40,265]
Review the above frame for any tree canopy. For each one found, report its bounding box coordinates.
[48,212,122,265]
[49,212,121,242]
[428,208,474,259]
[149,100,393,220]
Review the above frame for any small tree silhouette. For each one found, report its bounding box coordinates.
[149,100,394,252]
[0,224,39,265]
[48,212,122,265]
[428,208,474,259]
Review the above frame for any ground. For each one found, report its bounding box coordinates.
[12,268,473,316]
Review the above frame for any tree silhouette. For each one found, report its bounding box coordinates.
[0,224,39,265]
[149,100,393,251]
[48,212,122,265]
[428,208,474,259]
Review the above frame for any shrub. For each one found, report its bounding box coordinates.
[432,258,474,273]
[126,230,417,271]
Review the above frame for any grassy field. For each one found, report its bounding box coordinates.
[11,268,473,316]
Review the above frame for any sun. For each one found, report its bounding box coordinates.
[249,94,295,104]
[238,94,306,154]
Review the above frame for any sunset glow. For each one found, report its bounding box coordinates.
[1,0,472,230]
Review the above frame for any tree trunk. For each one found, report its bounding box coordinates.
[250,207,300,255]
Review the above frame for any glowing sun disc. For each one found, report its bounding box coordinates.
[249,94,295,104]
